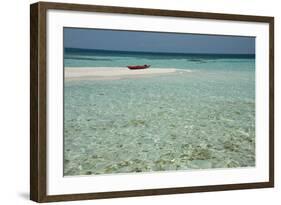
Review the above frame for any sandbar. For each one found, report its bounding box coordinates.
[65,67,189,80]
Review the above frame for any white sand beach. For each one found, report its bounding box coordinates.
[65,67,188,80]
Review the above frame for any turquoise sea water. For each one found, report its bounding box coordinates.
[64,48,255,176]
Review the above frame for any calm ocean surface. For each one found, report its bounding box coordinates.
[64,48,255,176]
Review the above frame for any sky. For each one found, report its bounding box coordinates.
[64,28,255,54]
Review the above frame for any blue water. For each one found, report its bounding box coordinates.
[64,48,255,176]
[64,48,254,71]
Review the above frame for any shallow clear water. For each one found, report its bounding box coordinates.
[64,49,255,176]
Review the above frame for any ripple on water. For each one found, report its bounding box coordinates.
[64,70,255,176]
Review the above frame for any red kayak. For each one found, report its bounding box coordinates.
[127,64,150,70]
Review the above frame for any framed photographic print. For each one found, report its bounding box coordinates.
[30,1,274,202]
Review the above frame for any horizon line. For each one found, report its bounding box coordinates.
[64,47,255,56]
